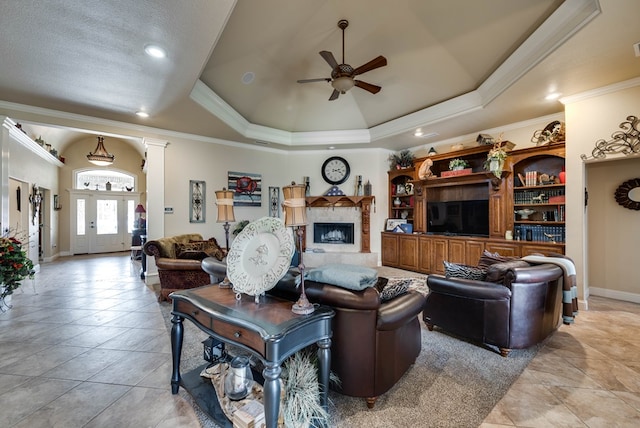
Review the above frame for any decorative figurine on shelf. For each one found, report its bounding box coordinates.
[355,175,363,196]
[418,158,434,179]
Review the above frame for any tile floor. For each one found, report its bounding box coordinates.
[0,253,639,427]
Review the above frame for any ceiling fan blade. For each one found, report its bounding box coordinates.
[354,80,381,94]
[319,51,339,69]
[328,89,340,101]
[352,55,387,76]
[297,78,331,83]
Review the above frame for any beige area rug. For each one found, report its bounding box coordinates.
[161,267,540,427]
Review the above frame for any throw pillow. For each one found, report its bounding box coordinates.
[378,277,410,302]
[443,261,487,281]
[477,249,518,269]
[175,242,208,260]
[190,238,225,261]
[485,260,531,283]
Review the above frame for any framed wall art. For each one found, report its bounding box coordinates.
[228,171,262,207]
[189,180,205,223]
[269,186,280,217]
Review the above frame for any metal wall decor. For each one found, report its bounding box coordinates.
[269,186,280,217]
[614,178,640,211]
[581,115,640,160]
[189,180,206,223]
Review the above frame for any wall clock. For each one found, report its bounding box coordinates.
[321,156,350,185]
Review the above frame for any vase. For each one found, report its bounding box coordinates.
[453,166,464,171]
[394,197,401,206]
[559,170,566,184]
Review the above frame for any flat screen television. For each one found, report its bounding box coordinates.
[427,199,489,237]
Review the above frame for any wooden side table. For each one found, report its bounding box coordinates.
[170,285,334,428]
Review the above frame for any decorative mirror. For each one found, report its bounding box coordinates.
[614,178,640,210]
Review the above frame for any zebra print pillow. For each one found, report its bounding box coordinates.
[443,261,487,281]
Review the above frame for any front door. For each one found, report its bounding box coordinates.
[71,191,138,254]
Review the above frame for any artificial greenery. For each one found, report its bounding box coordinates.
[0,232,34,301]
[388,149,416,169]
[232,220,250,236]
[483,142,509,178]
[448,158,469,170]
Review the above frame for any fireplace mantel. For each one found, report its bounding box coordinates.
[305,195,375,253]
[305,195,375,208]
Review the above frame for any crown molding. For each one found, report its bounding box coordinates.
[560,76,640,104]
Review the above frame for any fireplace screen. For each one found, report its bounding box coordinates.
[313,222,355,245]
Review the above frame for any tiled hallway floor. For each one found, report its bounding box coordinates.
[1,253,639,427]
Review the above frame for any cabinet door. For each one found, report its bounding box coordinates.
[465,241,485,266]
[490,192,506,238]
[418,235,432,273]
[430,238,448,275]
[398,235,419,271]
[448,240,466,264]
[381,233,399,267]
[484,242,520,257]
[521,244,565,256]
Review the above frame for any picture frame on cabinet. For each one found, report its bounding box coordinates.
[386,218,407,231]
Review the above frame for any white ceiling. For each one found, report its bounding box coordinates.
[0,0,638,154]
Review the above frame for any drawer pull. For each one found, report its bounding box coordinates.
[234,331,241,338]
[192,310,199,316]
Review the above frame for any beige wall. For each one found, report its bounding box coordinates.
[586,157,640,298]
[57,137,147,254]
[158,138,389,255]
[564,81,640,305]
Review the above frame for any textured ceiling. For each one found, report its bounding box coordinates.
[0,0,638,153]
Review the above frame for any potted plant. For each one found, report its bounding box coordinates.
[484,143,509,178]
[448,158,468,170]
[0,232,34,310]
[388,149,416,170]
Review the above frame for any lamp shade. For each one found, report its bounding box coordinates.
[282,183,307,226]
[134,204,146,214]
[215,188,235,223]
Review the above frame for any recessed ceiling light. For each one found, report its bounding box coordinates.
[545,92,561,101]
[144,44,166,58]
[242,72,255,84]
[328,146,335,150]
[414,129,423,137]
[136,111,149,118]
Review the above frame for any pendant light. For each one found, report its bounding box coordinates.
[87,136,115,166]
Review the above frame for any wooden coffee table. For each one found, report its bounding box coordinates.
[170,285,334,428]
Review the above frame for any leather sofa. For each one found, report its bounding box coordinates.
[423,262,564,357]
[269,272,426,409]
[143,234,223,301]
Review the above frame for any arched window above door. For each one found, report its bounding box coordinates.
[75,169,136,192]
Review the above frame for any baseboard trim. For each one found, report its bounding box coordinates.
[589,287,640,304]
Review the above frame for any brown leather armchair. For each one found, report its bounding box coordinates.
[269,272,426,408]
[423,263,564,357]
[143,234,220,301]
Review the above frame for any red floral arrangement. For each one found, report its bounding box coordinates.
[0,234,34,301]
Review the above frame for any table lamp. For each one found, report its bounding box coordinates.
[215,188,235,288]
[134,204,146,229]
[282,182,314,315]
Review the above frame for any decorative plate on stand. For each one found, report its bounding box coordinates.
[226,217,295,297]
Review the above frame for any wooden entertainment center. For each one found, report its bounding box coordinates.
[382,142,566,274]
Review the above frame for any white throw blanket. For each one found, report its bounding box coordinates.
[522,255,578,324]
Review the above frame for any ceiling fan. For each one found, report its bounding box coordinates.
[297,19,387,101]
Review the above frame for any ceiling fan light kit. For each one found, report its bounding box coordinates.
[297,19,387,101]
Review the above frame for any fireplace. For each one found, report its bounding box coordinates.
[313,222,354,245]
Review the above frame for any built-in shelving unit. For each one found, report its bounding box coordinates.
[382,142,566,274]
